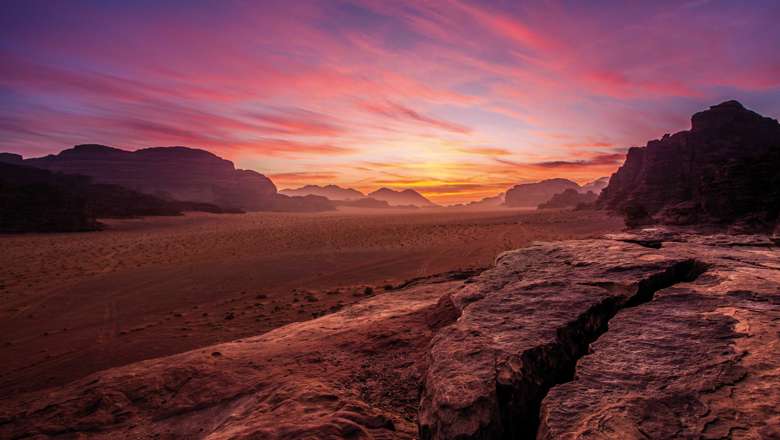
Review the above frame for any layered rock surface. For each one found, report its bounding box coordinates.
[2,232,778,438]
[419,231,780,439]
[0,276,468,439]
[598,101,780,229]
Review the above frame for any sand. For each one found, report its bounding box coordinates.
[0,208,622,397]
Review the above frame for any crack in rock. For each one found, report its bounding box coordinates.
[418,240,709,440]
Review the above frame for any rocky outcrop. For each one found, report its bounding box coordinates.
[0,162,236,233]
[7,145,279,211]
[538,189,597,209]
[0,163,100,232]
[280,184,365,201]
[504,178,580,207]
[418,231,779,439]
[598,101,780,230]
[2,231,777,437]
[368,188,437,207]
[0,277,467,439]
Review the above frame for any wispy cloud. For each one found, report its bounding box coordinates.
[1,0,779,203]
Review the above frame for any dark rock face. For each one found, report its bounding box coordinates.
[280,184,365,201]
[15,144,278,211]
[368,187,437,207]
[418,233,780,439]
[505,178,580,207]
[598,101,780,229]
[538,189,598,209]
[0,163,99,232]
[0,162,235,233]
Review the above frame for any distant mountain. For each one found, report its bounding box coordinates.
[504,178,580,207]
[0,162,238,233]
[580,177,609,194]
[367,187,437,207]
[598,100,780,230]
[538,189,598,209]
[280,184,364,201]
[464,192,505,209]
[1,144,333,212]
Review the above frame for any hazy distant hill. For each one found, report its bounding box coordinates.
[280,184,365,201]
[504,178,580,207]
[1,145,334,213]
[464,192,505,209]
[538,189,598,209]
[580,177,609,194]
[367,187,437,207]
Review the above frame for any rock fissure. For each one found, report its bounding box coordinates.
[495,259,708,439]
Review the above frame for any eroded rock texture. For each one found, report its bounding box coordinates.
[538,235,780,439]
[598,101,780,230]
[0,279,465,439]
[419,232,779,439]
[2,232,778,439]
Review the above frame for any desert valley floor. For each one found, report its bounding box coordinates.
[0,208,622,398]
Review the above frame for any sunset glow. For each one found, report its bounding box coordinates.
[2,0,780,204]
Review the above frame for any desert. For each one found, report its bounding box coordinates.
[0,208,621,399]
[3,2,780,439]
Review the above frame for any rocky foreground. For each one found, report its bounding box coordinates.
[2,231,779,439]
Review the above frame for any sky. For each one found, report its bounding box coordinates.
[2,0,780,204]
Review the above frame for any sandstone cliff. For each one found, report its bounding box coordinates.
[598,101,780,230]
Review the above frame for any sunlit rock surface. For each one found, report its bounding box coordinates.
[2,230,778,439]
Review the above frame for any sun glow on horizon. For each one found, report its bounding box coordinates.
[2,1,780,204]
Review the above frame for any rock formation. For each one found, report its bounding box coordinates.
[598,101,780,230]
[419,231,779,439]
[2,144,338,213]
[580,176,609,194]
[504,178,580,207]
[0,274,470,439]
[0,162,235,233]
[368,188,437,207]
[538,189,598,209]
[280,184,365,201]
[23,145,277,210]
[2,232,777,438]
[464,193,505,209]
